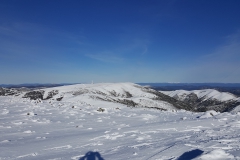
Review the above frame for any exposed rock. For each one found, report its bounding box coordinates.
[44,90,59,100]
[109,90,118,97]
[97,108,105,112]
[0,88,7,96]
[73,89,89,96]
[56,97,63,101]
[124,91,133,98]
[89,95,138,107]
[117,99,138,107]
[23,91,45,100]
[0,88,20,96]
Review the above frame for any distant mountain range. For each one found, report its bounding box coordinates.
[2,82,240,88]
[138,83,240,88]
[0,83,78,89]
[138,83,240,96]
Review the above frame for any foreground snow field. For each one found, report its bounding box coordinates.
[1,83,240,159]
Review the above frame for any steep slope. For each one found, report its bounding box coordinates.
[161,89,237,101]
[161,89,240,112]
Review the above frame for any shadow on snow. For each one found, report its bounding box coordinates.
[177,149,204,160]
[79,151,104,160]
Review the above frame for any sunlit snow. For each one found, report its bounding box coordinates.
[1,83,240,159]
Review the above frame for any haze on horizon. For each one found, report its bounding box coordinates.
[0,0,240,84]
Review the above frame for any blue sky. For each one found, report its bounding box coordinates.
[0,0,240,84]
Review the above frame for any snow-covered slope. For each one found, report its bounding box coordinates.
[35,83,176,111]
[1,90,240,159]
[161,89,240,112]
[5,83,178,110]
[42,82,156,100]
[161,89,238,102]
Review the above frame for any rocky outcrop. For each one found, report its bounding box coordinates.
[117,99,138,107]
[56,97,63,101]
[124,91,133,98]
[44,90,59,100]
[0,88,20,96]
[23,91,45,100]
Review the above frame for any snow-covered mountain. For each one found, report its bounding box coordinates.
[161,89,238,101]
[1,83,240,112]
[1,83,240,159]
[160,89,240,112]
[20,83,179,111]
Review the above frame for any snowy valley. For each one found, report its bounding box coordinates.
[1,83,240,159]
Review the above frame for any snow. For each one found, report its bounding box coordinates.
[198,149,235,160]
[198,110,219,119]
[231,105,240,114]
[1,83,240,159]
[161,89,237,102]
[43,83,154,98]
[41,82,176,110]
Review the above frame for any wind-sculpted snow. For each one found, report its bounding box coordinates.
[1,94,240,159]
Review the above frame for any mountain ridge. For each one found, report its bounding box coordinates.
[161,89,240,112]
[1,83,240,113]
